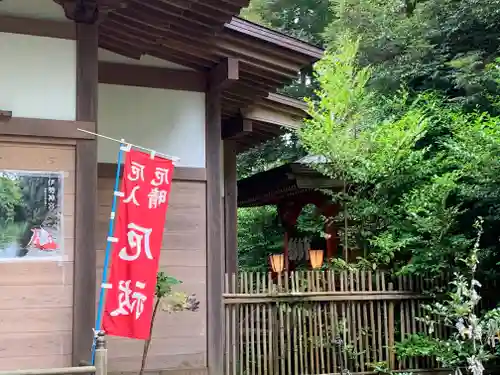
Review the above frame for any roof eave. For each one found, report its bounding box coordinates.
[226,17,323,61]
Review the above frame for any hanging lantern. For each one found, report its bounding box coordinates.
[309,249,324,269]
[269,254,285,273]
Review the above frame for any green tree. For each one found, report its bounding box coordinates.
[0,176,22,225]
[326,0,500,113]
[237,133,306,179]
[241,0,331,46]
[396,220,500,375]
[0,176,24,250]
[237,206,284,271]
[300,36,500,276]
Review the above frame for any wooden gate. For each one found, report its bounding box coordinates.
[223,270,443,375]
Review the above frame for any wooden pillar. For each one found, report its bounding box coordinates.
[206,88,224,375]
[224,140,238,275]
[206,57,239,375]
[283,231,289,272]
[325,222,337,259]
[72,22,98,365]
[323,203,339,260]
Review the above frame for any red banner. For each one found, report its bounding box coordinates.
[103,148,174,340]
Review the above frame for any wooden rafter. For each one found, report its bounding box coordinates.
[209,58,239,93]
[222,116,253,140]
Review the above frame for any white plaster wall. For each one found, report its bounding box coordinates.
[98,84,206,168]
[0,32,77,121]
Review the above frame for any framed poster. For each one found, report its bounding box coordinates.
[0,170,64,261]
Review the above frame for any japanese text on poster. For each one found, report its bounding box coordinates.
[103,149,174,339]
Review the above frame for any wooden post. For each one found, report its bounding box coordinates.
[94,332,108,375]
[224,140,238,276]
[73,21,99,365]
[387,282,395,369]
[283,231,289,272]
[206,58,239,375]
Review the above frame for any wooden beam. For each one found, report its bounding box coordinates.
[208,57,239,93]
[0,15,75,39]
[266,93,308,111]
[216,39,302,73]
[242,105,304,129]
[98,61,207,92]
[97,163,207,182]
[0,117,94,139]
[73,22,98,366]
[223,140,238,275]
[222,115,253,139]
[206,70,225,375]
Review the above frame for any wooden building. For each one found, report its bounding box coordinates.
[0,0,322,374]
[238,156,346,271]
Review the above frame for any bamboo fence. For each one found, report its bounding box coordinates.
[223,270,449,375]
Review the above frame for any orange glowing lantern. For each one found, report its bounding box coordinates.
[309,249,324,269]
[269,254,285,273]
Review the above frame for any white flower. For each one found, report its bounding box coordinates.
[456,318,466,338]
[472,279,482,288]
[467,356,484,375]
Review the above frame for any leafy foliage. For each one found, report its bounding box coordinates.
[140,273,199,375]
[237,133,306,179]
[396,220,500,375]
[0,177,22,224]
[238,207,284,271]
[326,0,500,113]
[241,0,328,99]
[300,36,500,277]
[238,0,500,279]
[155,271,199,313]
[241,0,331,46]
[236,1,500,372]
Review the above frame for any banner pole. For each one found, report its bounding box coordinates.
[77,128,180,163]
[91,141,127,364]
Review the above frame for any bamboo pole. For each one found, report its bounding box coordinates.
[95,332,108,375]
[388,282,396,370]
[0,369,97,375]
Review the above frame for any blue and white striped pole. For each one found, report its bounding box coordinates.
[91,141,128,364]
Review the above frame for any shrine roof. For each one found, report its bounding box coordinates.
[231,93,309,153]
[86,1,323,119]
[1,0,324,151]
[237,156,343,207]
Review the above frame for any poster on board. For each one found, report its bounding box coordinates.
[0,170,64,261]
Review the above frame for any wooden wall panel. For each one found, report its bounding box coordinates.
[0,139,75,370]
[96,176,207,373]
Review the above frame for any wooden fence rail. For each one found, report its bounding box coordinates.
[0,367,97,375]
[0,333,107,375]
[224,270,447,375]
